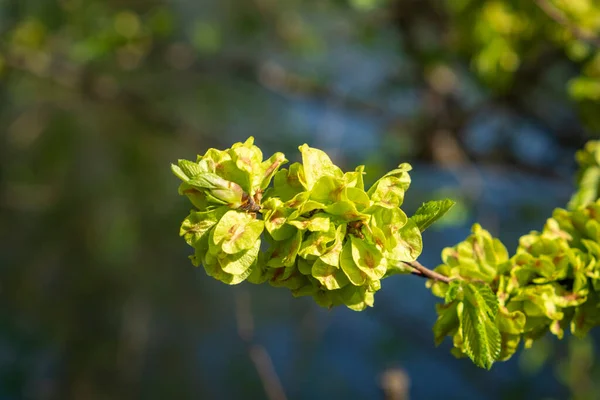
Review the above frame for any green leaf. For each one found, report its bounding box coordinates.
[433,301,460,345]
[187,173,245,207]
[299,143,343,190]
[445,280,461,304]
[171,163,189,182]
[178,159,204,179]
[411,199,456,232]
[213,210,264,254]
[459,283,501,369]
[172,159,207,181]
[177,183,209,210]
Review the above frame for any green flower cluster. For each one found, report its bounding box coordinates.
[173,138,453,311]
[430,203,600,369]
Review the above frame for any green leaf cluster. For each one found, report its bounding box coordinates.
[568,140,600,210]
[173,138,454,311]
[430,141,600,369]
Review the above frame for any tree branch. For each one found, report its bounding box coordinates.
[403,260,452,283]
[534,0,600,47]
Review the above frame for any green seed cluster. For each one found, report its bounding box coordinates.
[172,137,432,311]
[422,140,600,369]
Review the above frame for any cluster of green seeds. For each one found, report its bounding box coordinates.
[172,137,450,311]
[429,141,600,369]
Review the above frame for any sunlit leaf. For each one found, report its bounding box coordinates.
[411,199,456,232]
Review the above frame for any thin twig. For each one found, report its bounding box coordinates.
[534,0,600,47]
[235,290,288,400]
[402,260,452,284]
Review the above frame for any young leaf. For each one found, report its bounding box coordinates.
[444,280,462,304]
[433,301,460,346]
[459,283,501,370]
[411,199,456,232]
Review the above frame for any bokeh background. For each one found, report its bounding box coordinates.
[2,0,600,399]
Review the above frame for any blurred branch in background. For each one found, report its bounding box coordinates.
[556,336,600,400]
[235,290,288,400]
[380,368,410,400]
[534,0,600,47]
